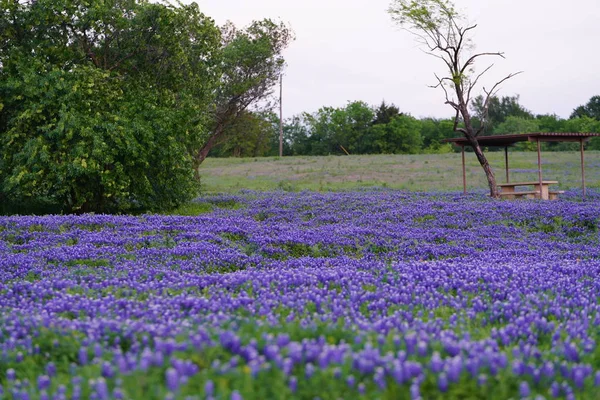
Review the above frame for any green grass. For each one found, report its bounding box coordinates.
[197,151,600,193]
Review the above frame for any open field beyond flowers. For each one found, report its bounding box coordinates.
[198,151,600,193]
[2,190,600,399]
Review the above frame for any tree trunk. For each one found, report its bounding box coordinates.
[193,126,226,181]
[459,103,499,198]
[464,133,498,198]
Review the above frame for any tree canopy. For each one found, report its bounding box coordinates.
[0,0,292,214]
[0,0,223,214]
[193,19,293,167]
[471,95,534,135]
[570,95,600,120]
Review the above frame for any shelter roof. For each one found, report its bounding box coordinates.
[443,132,600,147]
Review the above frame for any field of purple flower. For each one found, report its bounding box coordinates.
[2,190,600,399]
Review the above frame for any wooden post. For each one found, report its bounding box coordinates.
[279,74,283,157]
[461,145,466,195]
[504,146,509,183]
[537,138,543,199]
[580,138,586,200]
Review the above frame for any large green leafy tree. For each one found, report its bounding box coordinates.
[300,101,375,155]
[372,101,402,125]
[494,116,540,135]
[471,95,534,134]
[210,111,278,158]
[0,0,220,214]
[368,115,423,154]
[570,95,600,120]
[419,118,455,153]
[283,115,312,156]
[193,19,293,166]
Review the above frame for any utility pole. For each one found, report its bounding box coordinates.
[279,74,283,157]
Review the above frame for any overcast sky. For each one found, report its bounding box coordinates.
[195,0,600,120]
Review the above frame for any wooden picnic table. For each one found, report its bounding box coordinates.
[498,180,561,200]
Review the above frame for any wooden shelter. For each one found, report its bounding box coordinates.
[443,133,600,199]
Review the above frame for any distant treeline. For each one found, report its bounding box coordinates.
[211,95,600,157]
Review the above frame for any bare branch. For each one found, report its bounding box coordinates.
[454,24,476,58]
[419,48,453,71]
[452,109,460,131]
[430,74,459,109]
[460,52,505,75]
[476,71,524,136]
[466,64,494,103]
[482,71,523,101]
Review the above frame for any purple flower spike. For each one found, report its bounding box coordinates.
[37,375,51,391]
[6,369,16,381]
[550,381,560,398]
[231,390,242,400]
[289,376,298,393]
[358,383,366,395]
[477,374,487,387]
[46,362,56,377]
[165,368,179,393]
[305,363,315,379]
[205,380,215,397]
[96,378,109,400]
[346,375,355,388]
[410,382,421,400]
[519,381,530,398]
[101,362,113,379]
[113,388,124,400]
[595,371,600,387]
[573,367,585,389]
[438,372,449,392]
[78,347,88,365]
[430,352,443,373]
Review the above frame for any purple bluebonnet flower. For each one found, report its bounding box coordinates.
[204,380,214,397]
[346,375,355,388]
[45,362,56,377]
[37,375,50,391]
[231,390,242,400]
[165,368,179,392]
[305,363,315,379]
[519,381,530,398]
[438,372,449,392]
[6,369,16,381]
[101,361,114,379]
[410,381,421,400]
[288,376,298,393]
[78,347,88,365]
[358,383,366,395]
[96,378,109,400]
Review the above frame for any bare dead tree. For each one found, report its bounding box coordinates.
[389,0,521,197]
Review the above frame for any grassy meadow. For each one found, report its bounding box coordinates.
[198,151,600,194]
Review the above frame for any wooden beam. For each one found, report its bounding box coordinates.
[461,145,466,195]
[504,146,509,183]
[537,138,543,199]
[581,138,586,200]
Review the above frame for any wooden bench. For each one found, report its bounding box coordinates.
[498,191,540,200]
[498,181,559,200]
[549,190,565,200]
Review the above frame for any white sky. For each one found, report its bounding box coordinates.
[195,0,600,119]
